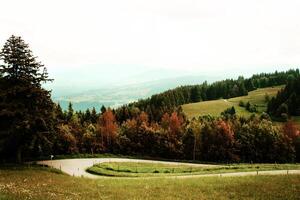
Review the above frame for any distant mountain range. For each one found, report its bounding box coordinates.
[54,75,219,111]
[47,65,288,111]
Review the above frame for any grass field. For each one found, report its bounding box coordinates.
[87,162,300,177]
[182,86,283,119]
[0,166,300,200]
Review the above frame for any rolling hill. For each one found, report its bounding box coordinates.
[182,86,283,119]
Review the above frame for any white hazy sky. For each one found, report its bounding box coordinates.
[1,0,300,84]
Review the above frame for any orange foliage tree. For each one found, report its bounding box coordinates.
[137,111,149,126]
[97,109,118,150]
[282,121,299,140]
[160,112,184,157]
[169,112,183,136]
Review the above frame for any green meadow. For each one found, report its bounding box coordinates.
[0,166,299,200]
[182,86,282,119]
[87,162,300,177]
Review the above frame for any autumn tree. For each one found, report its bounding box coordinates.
[160,112,184,158]
[282,121,300,162]
[201,120,238,162]
[55,124,78,154]
[169,112,183,135]
[0,35,55,162]
[282,121,299,140]
[137,111,149,126]
[82,124,100,154]
[161,113,170,130]
[118,119,138,152]
[183,119,202,160]
[97,109,118,151]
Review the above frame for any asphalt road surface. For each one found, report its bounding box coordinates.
[37,158,300,179]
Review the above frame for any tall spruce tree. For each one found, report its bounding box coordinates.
[66,102,74,121]
[0,35,54,162]
[190,86,201,103]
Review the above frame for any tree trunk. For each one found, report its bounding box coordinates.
[16,147,22,163]
[193,135,196,161]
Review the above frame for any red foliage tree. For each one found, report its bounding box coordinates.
[282,121,299,140]
[160,112,184,157]
[216,120,234,144]
[169,112,183,136]
[97,109,118,150]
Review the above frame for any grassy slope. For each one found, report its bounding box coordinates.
[0,167,300,200]
[87,162,300,177]
[182,86,283,119]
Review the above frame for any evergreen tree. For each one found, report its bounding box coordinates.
[0,35,54,162]
[190,86,201,102]
[85,109,91,122]
[67,102,74,121]
[91,107,98,123]
[100,105,106,114]
[221,106,236,117]
[55,103,65,121]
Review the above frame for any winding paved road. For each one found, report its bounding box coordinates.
[37,158,300,179]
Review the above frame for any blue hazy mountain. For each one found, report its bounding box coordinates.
[53,75,219,111]
[47,65,287,111]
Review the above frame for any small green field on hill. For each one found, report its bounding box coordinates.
[87,162,300,177]
[87,162,210,177]
[182,86,282,119]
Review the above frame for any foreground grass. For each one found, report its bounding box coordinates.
[182,86,282,119]
[87,162,300,177]
[0,166,299,200]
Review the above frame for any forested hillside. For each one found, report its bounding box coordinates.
[117,69,300,121]
[0,35,299,164]
[268,76,300,120]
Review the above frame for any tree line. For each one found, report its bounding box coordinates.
[0,35,299,163]
[122,69,300,121]
[53,104,300,163]
[267,75,300,120]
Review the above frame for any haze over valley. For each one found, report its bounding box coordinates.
[47,66,294,110]
[1,1,300,200]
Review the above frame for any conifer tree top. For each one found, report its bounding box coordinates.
[0,35,52,86]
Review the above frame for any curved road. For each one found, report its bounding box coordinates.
[37,158,300,179]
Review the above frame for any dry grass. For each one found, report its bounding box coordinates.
[0,166,299,200]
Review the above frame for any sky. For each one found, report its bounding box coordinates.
[1,0,300,92]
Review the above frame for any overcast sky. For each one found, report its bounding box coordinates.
[1,0,300,88]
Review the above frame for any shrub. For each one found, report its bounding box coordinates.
[239,101,245,107]
[265,93,270,102]
[221,106,236,117]
[245,102,257,113]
